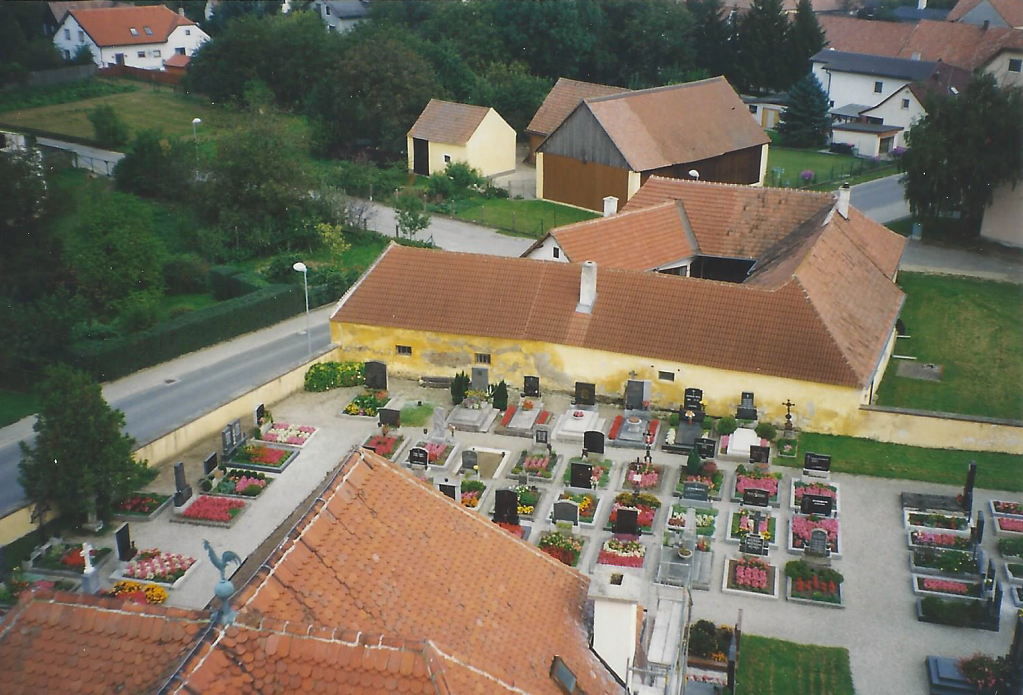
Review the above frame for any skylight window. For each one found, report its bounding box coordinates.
[144,26,153,35]
[129,27,138,36]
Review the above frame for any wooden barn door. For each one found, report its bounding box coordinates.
[412,138,429,176]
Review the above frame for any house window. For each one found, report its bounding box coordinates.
[78,30,84,42]
[129,27,138,36]
[137,51,146,58]
[185,29,191,36]
[550,657,578,695]
[829,100,835,107]
[396,345,412,355]
[443,154,451,163]
[325,4,331,14]
[1010,58,1023,72]
[874,81,883,93]
[475,353,491,365]
[153,49,161,57]
[553,247,560,259]
[144,26,153,35]
[176,47,186,55]
[748,105,757,114]
[901,98,910,109]
[63,49,71,59]
[64,28,71,39]
[658,370,675,382]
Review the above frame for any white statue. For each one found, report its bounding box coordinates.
[81,542,94,573]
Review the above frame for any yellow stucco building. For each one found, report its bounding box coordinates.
[407,99,516,179]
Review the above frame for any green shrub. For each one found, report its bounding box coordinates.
[688,628,716,658]
[0,79,137,113]
[492,380,509,410]
[87,104,129,148]
[692,619,717,636]
[451,371,470,405]
[784,559,812,580]
[304,362,365,392]
[163,254,210,295]
[115,290,162,333]
[209,265,262,300]
[262,253,303,283]
[687,448,702,475]
[920,596,983,627]
[755,422,778,441]
[716,415,738,436]
[668,411,680,428]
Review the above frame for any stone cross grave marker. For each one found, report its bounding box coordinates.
[431,407,447,439]
[803,453,832,477]
[523,375,540,398]
[470,366,489,393]
[695,437,716,459]
[614,508,640,536]
[743,488,770,508]
[807,527,830,557]
[115,523,136,561]
[682,481,710,502]
[80,542,94,573]
[365,361,387,390]
[409,447,429,469]
[461,449,478,473]
[203,453,218,477]
[570,461,593,489]
[574,381,596,407]
[583,430,605,455]
[552,500,580,526]
[534,427,549,446]
[438,479,460,503]
[625,379,646,411]
[800,493,833,517]
[173,461,192,506]
[378,407,400,427]
[684,387,703,410]
[749,445,770,465]
[493,489,519,526]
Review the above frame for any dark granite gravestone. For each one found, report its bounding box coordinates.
[378,407,400,427]
[230,419,243,448]
[0,545,7,583]
[523,375,540,398]
[749,445,770,465]
[221,426,234,459]
[552,500,580,526]
[409,447,429,468]
[574,382,596,407]
[1009,612,1023,685]
[570,462,593,489]
[365,361,387,390]
[203,453,218,477]
[461,449,479,472]
[684,388,703,410]
[625,380,646,411]
[115,523,136,561]
[534,427,549,446]
[972,515,986,545]
[741,533,767,556]
[471,366,489,393]
[173,462,192,506]
[807,527,830,557]
[438,482,459,502]
[494,489,519,526]
[800,493,834,517]
[695,437,716,459]
[743,488,770,508]
[583,430,605,455]
[615,508,640,535]
[518,474,529,486]
[682,482,710,502]
[736,391,757,420]
[254,403,265,425]
[963,461,977,515]
[804,453,832,474]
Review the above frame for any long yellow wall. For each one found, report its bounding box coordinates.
[465,109,517,177]
[851,407,1023,455]
[0,504,53,547]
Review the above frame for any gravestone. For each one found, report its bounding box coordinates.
[518,474,529,486]
[221,426,234,459]
[523,375,540,398]
[494,489,519,525]
[1009,612,1023,683]
[682,482,710,502]
[173,462,192,506]
[807,527,830,557]
[695,437,716,459]
[574,382,596,407]
[461,449,479,472]
[552,500,580,526]
[741,533,767,556]
[743,488,770,508]
[972,515,986,545]
[230,419,244,448]
[470,366,489,393]
[378,407,400,427]
[203,453,218,477]
[736,391,757,420]
[625,380,646,411]
[962,461,977,515]
[431,407,447,439]
[254,403,265,426]
[438,480,459,502]
[583,430,605,455]
[534,427,549,446]
[684,387,703,410]
[804,453,832,474]
[0,545,6,583]
[615,508,640,535]
[749,445,770,465]
[115,523,136,562]
[409,447,429,468]
[365,361,387,390]
[570,461,593,489]
[800,493,834,517]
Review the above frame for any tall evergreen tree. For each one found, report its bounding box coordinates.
[788,0,826,85]
[736,0,792,93]
[687,0,738,84]
[776,73,831,147]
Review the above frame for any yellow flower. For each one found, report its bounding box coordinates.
[142,584,168,604]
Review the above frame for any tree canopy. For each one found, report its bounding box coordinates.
[776,73,831,148]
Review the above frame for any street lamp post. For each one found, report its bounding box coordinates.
[293,262,311,356]
[688,169,700,181]
[191,117,202,172]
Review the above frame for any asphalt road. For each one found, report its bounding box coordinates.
[849,174,909,224]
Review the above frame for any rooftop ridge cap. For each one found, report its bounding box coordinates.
[585,75,725,104]
[425,639,533,695]
[644,175,834,198]
[554,200,677,237]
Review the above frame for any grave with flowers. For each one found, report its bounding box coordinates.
[259,422,317,448]
[26,539,115,579]
[675,461,725,502]
[553,490,601,528]
[999,538,1023,564]
[790,480,840,516]
[667,505,718,537]
[991,500,1023,520]
[995,516,1023,537]
[403,440,459,470]
[909,530,975,552]
[726,508,778,546]
[912,575,985,601]
[488,484,542,523]
[911,545,986,580]
[538,528,587,567]
[731,465,784,508]
[788,515,841,558]
[904,510,971,537]
[562,457,613,490]
[784,559,845,608]
[605,492,662,535]
[342,389,390,418]
[508,448,560,483]
[361,427,407,460]
[597,536,647,569]
[209,469,273,499]
[458,478,488,511]
[497,396,551,437]
[171,495,247,528]
[112,548,198,590]
[0,576,77,607]
[722,555,779,599]
[112,492,172,522]
[446,389,500,433]
[620,459,666,493]
[229,442,299,473]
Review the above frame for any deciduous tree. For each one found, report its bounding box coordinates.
[87,104,129,148]
[394,188,431,240]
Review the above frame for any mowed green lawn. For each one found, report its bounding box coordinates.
[0,390,39,428]
[453,198,598,237]
[876,272,1023,420]
[736,636,855,695]
[766,146,894,188]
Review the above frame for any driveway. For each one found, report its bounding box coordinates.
[363,201,533,257]
[491,143,537,200]
[850,174,909,224]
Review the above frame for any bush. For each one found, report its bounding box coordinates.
[209,266,262,300]
[163,254,209,295]
[716,415,737,436]
[755,422,778,442]
[114,128,193,200]
[304,362,365,392]
[920,596,983,627]
[687,448,702,475]
[492,380,509,410]
[829,142,854,156]
[261,253,303,284]
[692,619,717,636]
[688,628,717,658]
[87,104,129,148]
[115,290,162,333]
[450,371,470,405]
[785,559,812,580]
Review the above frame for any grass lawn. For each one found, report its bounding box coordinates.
[400,402,435,427]
[736,635,854,695]
[451,198,598,238]
[875,273,1023,419]
[0,390,39,428]
[766,146,891,188]
[779,432,1022,492]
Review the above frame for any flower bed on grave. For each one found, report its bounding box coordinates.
[676,461,724,500]
[723,557,777,597]
[621,461,663,491]
[113,492,171,521]
[597,536,646,568]
[460,479,486,509]
[608,416,659,442]
[914,576,984,599]
[563,458,612,489]
[791,481,838,512]
[538,532,586,567]
[179,495,246,526]
[495,521,528,539]
[605,492,661,534]
[510,450,557,480]
[121,549,197,587]
[790,515,840,555]
[363,433,405,460]
[910,530,973,551]
[412,441,455,467]
[906,511,969,532]
[919,595,989,627]
[731,465,783,505]
[999,537,1023,561]
[728,508,777,544]
[777,438,797,458]
[912,548,981,577]
[104,580,168,605]
[343,390,389,417]
[996,517,1023,535]
[260,422,317,447]
[1005,563,1023,585]
[785,560,844,606]
[230,443,298,471]
[557,491,599,524]
[31,542,112,575]
[211,469,273,499]
[667,505,718,536]
[687,620,733,665]
[992,501,1023,518]
[510,484,541,520]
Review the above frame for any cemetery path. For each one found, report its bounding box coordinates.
[360,201,535,256]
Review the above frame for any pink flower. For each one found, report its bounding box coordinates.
[999,517,1023,532]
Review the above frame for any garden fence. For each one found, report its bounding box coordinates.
[770,158,895,189]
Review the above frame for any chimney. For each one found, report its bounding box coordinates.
[602,195,618,217]
[576,261,597,314]
[178,6,185,15]
[911,52,921,61]
[587,567,641,683]
[982,19,990,30]
[917,0,926,9]
[836,183,851,219]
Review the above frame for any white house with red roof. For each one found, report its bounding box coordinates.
[52,4,209,70]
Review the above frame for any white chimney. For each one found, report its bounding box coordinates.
[917,0,926,9]
[836,183,851,219]
[602,195,618,217]
[588,566,641,683]
[577,261,597,314]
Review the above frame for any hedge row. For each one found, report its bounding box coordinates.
[210,265,265,300]
[70,284,304,381]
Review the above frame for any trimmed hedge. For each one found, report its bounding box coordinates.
[70,284,304,381]
[210,265,264,300]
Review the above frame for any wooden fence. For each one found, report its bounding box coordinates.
[99,64,182,87]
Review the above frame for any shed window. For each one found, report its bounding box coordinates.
[443,154,452,163]
[396,345,412,355]
[658,370,675,382]
[475,353,491,364]
[1010,58,1022,72]
[137,50,146,58]
[748,104,757,113]
[874,81,883,93]
[129,27,138,36]
[553,247,560,259]
[185,29,191,35]
[901,98,910,109]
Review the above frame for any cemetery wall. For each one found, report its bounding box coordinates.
[0,504,41,547]
[853,406,1023,454]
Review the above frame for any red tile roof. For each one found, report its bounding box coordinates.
[408,99,492,146]
[163,52,190,69]
[67,5,196,47]
[526,77,630,136]
[947,0,1023,26]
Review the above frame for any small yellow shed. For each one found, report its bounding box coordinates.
[407,99,516,178]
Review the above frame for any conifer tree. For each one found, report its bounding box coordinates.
[788,0,826,86]
[736,0,791,93]
[777,73,831,147]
